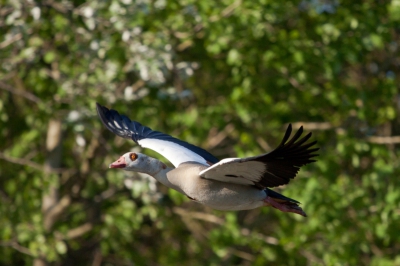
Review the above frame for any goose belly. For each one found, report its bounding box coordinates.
[186,180,267,211]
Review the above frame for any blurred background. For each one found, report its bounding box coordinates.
[1,0,399,265]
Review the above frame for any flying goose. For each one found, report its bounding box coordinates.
[96,103,318,216]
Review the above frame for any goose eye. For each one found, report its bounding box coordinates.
[129,153,137,161]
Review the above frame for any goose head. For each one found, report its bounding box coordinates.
[109,152,167,175]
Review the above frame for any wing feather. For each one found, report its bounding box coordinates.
[199,124,318,188]
[96,103,219,167]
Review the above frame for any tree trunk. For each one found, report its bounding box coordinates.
[34,119,63,266]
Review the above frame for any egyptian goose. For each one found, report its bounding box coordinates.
[96,103,318,216]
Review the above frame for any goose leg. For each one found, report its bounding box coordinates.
[264,197,307,217]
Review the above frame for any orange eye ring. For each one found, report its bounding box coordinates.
[129,153,137,161]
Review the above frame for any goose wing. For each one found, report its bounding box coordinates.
[96,103,219,167]
[199,124,318,188]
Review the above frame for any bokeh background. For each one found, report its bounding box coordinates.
[1,0,400,265]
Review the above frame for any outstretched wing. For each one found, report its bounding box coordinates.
[199,124,318,188]
[96,103,219,167]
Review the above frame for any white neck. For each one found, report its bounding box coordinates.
[132,156,183,193]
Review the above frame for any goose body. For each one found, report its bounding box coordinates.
[168,162,266,211]
[97,103,318,216]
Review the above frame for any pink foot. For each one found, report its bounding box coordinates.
[264,197,307,217]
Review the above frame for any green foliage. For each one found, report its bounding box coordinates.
[1,0,399,265]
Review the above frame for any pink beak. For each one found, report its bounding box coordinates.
[109,156,127,168]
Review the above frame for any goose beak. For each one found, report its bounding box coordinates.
[109,156,127,168]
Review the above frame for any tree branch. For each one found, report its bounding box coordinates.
[0,240,33,257]
[0,152,74,174]
[0,152,44,171]
[43,195,72,232]
[226,247,255,261]
[205,123,235,149]
[0,81,41,103]
[367,136,400,144]
[0,33,23,49]
[66,223,93,240]
[289,122,333,131]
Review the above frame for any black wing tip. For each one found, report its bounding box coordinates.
[96,103,108,124]
[253,124,319,188]
[96,103,114,126]
[96,102,107,113]
[96,103,127,123]
[284,124,317,147]
[96,103,112,122]
[281,125,319,167]
[96,102,135,140]
[280,124,293,145]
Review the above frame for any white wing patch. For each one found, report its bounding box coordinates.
[113,120,122,129]
[139,139,208,167]
[199,158,266,186]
